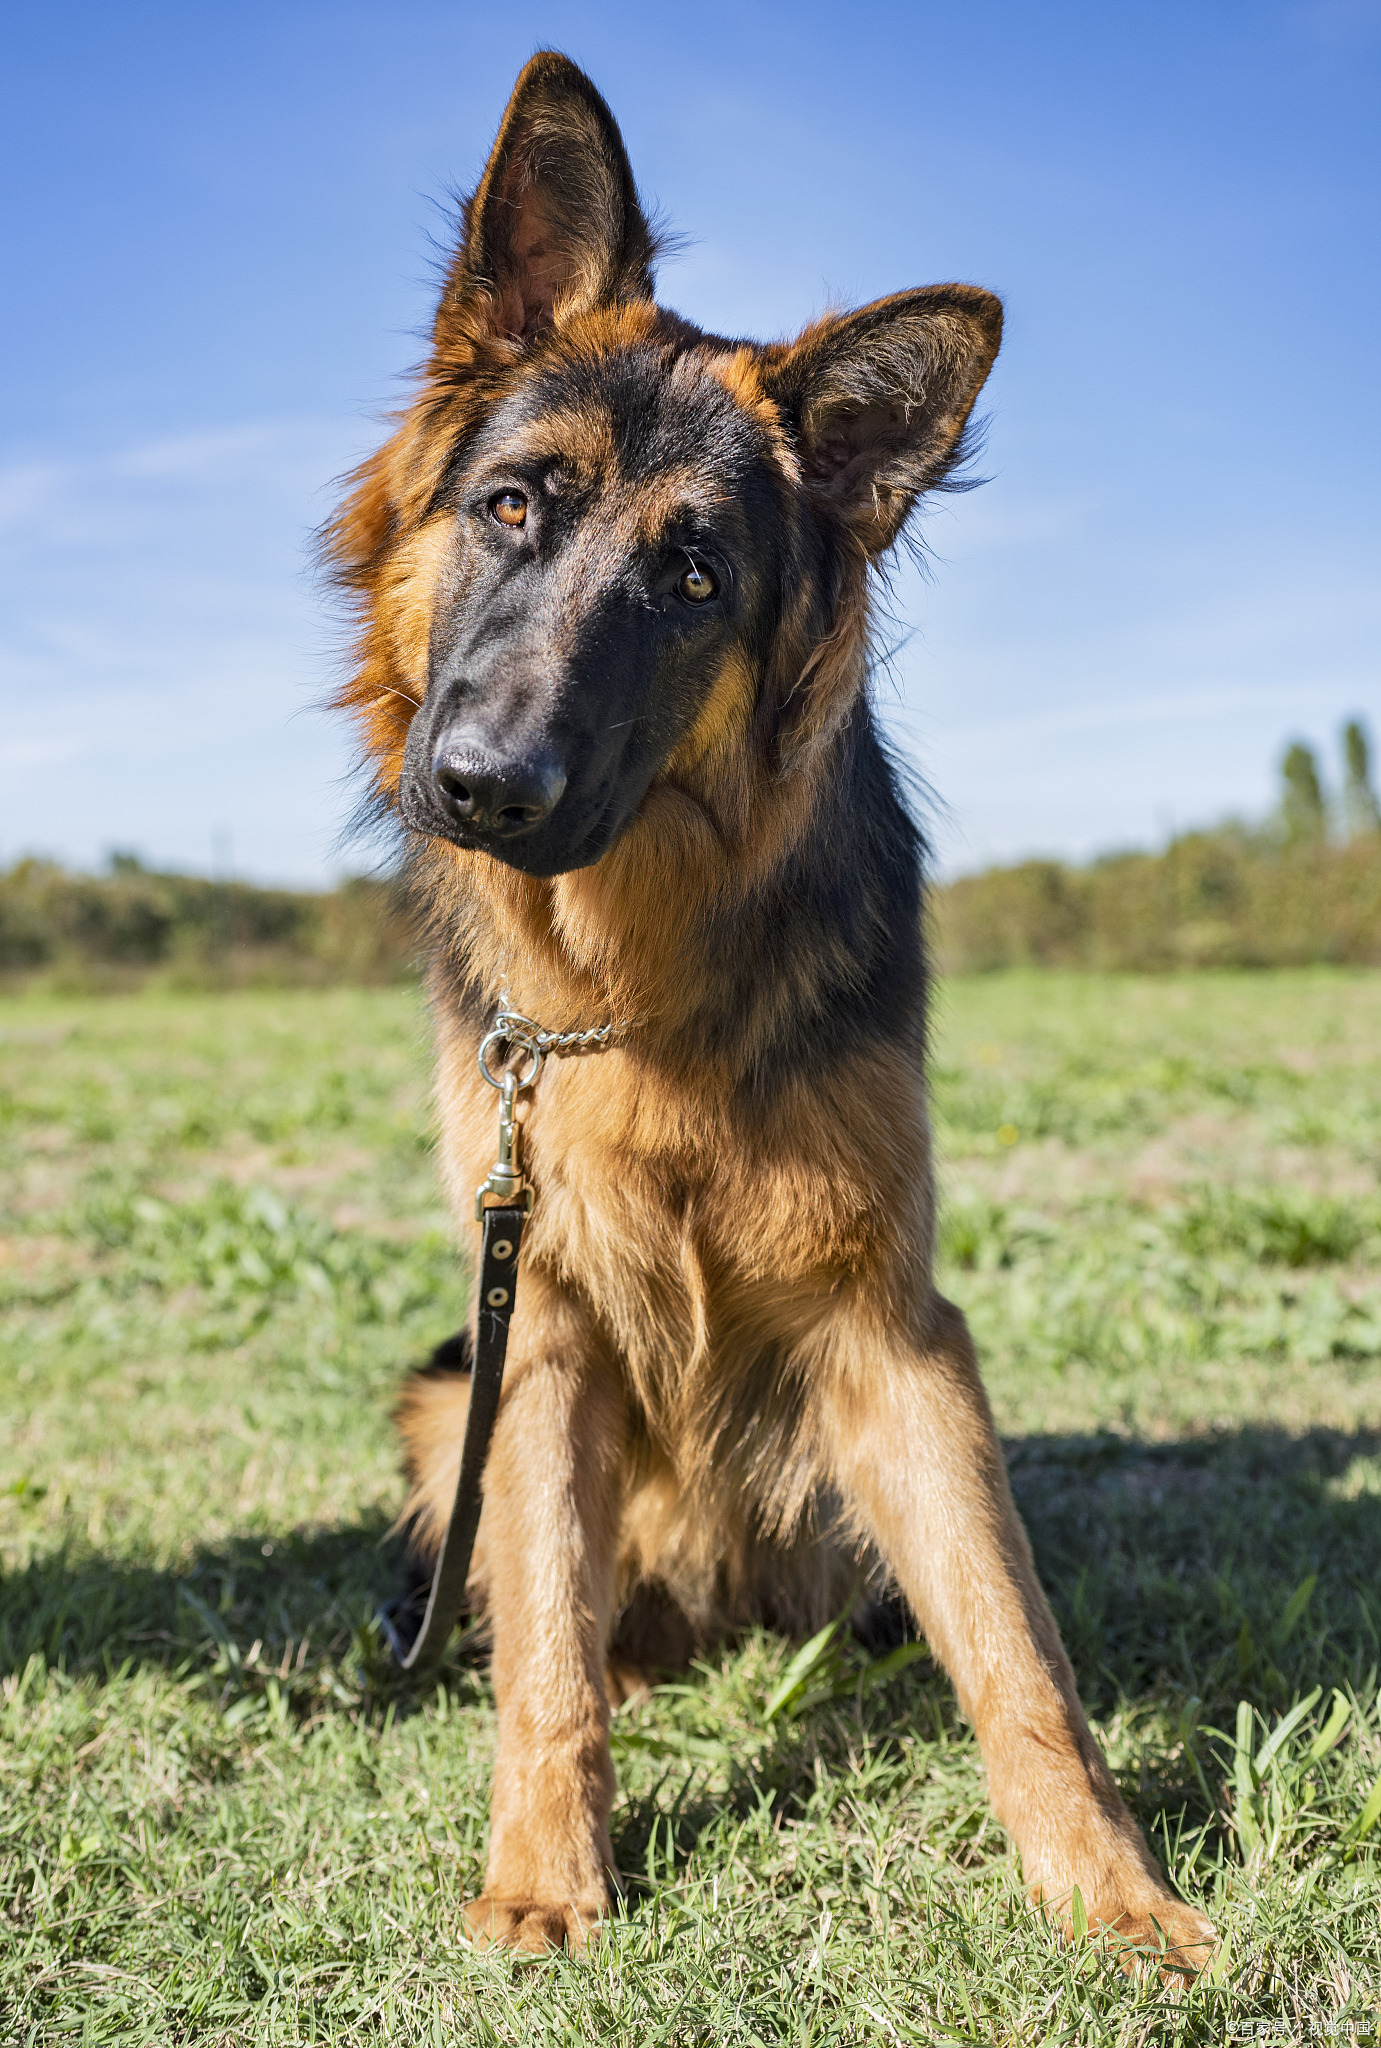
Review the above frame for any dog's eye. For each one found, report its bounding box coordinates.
[677,561,717,604]
[490,491,528,528]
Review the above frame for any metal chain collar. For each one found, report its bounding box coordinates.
[473,1006,616,1218]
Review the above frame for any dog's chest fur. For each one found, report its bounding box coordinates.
[432,991,933,1506]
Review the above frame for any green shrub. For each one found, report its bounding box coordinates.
[933,828,1381,972]
[0,858,416,988]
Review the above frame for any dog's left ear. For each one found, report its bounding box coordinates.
[436,51,658,349]
[763,285,1002,557]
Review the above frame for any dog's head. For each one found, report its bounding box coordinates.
[327,52,1000,880]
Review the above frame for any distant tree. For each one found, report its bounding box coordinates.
[1279,741,1326,845]
[1342,719,1381,837]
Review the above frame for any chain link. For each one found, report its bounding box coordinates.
[492,1008,615,1058]
[477,1006,617,1094]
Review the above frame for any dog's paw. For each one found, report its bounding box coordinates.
[1060,1890,1217,1982]
[462,1893,602,1955]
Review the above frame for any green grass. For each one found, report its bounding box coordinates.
[3,971,1381,2044]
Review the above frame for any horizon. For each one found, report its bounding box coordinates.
[3,2,1378,886]
[6,754,1365,893]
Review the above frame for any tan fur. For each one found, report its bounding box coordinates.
[339,51,1215,1976]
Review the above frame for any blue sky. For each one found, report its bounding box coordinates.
[3,1,1378,882]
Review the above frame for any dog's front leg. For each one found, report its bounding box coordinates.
[463,1272,626,1955]
[818,1290,1216,1976]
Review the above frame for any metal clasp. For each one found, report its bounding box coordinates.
[474,1025,542,1218]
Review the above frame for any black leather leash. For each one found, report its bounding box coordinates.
[379,1202,526,1670]
[378,1007,613,1673]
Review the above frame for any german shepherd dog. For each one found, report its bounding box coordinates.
[324,52,1216,1969]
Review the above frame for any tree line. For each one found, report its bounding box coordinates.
[933,720,1381,971]
[2,722,1377,986]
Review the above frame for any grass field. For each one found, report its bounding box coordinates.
[3,971,1381,2044]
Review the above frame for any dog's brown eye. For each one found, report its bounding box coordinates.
[491,491,527,528]
[678,562,717,603]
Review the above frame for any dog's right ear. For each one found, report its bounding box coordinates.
[435,52,658,352]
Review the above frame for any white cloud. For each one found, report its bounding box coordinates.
[0,415,354,542]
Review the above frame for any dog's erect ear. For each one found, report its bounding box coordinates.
[763,286,1003,557]
[437,51,658,349]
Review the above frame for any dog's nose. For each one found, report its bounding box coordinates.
[430,740,567,838]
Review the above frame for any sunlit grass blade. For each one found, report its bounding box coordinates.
[1208,1921,1235,1987]
[1069,1885,1088,1942]
[1308,1690,1353,1764]
[1254,1687,1322,1777]
[1233,1700,1260,1854]
[1346,1771,1381,1848]
[762,1617,843,1723]
[857,1639,930,1692]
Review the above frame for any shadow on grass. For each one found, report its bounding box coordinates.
[609,1425,1381,1886]
[4,1425,1380,1723]
[1010,1423,1381,1714]
[0,1513,404,1681]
